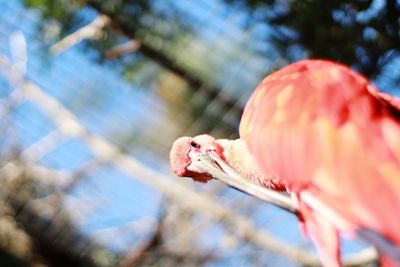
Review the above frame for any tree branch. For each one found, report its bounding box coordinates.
[50,15,110,55]
[85,1,244,119]
[0,54,377,266]
[119,205,164,267]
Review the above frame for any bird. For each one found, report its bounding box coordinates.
[169,59,400,267]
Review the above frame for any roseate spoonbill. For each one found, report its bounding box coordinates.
[170,59,400,267]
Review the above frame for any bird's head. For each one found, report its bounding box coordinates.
[170,134,224,183]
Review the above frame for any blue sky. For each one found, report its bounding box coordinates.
[0,0,387,265]
[0,0,165,252]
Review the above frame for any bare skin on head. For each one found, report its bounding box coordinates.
[169,134,286,191]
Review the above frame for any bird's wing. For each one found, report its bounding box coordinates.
[240,59,400,249]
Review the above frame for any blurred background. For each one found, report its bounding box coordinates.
[0,0,399,266]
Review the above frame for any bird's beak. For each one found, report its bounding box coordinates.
[187,150,213,173]
[186,150,214,183]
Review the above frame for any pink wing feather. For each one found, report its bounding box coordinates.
[240,59,400,264]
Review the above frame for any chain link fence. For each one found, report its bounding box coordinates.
[0,1,378,266]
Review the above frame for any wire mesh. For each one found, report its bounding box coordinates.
[0,1,378,267]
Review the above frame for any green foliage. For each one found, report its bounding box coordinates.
[30,0,400,137]
[24,0,84,33]
[22,0,256,137]
[226,0,400,79]
[0,249,28,267]
[23,0,198,85]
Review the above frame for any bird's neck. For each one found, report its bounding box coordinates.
[216,139,286,191]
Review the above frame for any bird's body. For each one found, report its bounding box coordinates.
[170,59,400,267]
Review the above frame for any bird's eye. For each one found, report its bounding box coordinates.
[190,141,200,148]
